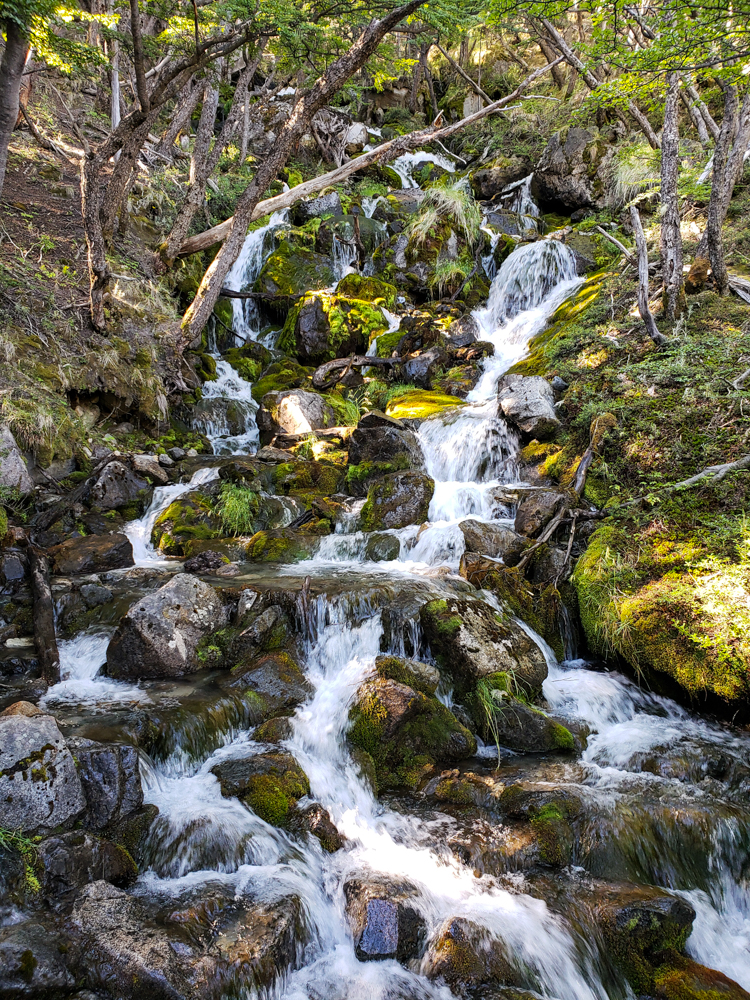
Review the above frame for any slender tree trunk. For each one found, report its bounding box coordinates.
[436,43,492,105]
[660,72,684,319]
[29,546,60,686]
[190,79,219,184]
[630,205,667,346]
[707,84,738,294]
[180,1,425,346]
[156,79,201,157]
[680,86,709,147]
[421,44,439,118]
[686,82,720,141]
[409,43,423,114]
[0,20,30,197]
[538,35,567,88]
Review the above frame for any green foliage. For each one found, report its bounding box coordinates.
[215,482,259,537]
[0,828,40,895]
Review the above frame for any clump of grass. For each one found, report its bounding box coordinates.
[611,139,661,206]
[409,180,483,246]
[0,828,41,895]
[430,255,473,297]
[215,482,259,536]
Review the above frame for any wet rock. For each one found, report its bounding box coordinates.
[219,650,311,716]
[459,519,527,565]
[254,716,293,744]
[653,955,750,999]
[344,876,426,961]
[472,693,575,754]
[535,126,614,211]
[1,700,42,717]
[79,582,113,607]
[104,573,228,680]
[497,783,579,866]
[360,471,434,531]
[470,155,533,200]
[365,532,401,561]
[258,389,336,438]
[423,916,517,989]
[289,291,382,364]
[497,374,560,441]
[183,549,229,574]
[348,418,425,470]
[419,597,548,697]
[292,190,342,225]
[246,529,320,563]
[514,489,568,538]
[0,921,75,997]
[89,460,149,512]
[256,445,295,463]
[595,886,696,995]
[348,677,476,792]
[132,453,169,484]
[211,750,310,826]
[1,548,26,584]
[37,830,137,898]
[0,425,33,494]
[48,533,134,575]
[374,653,440,695]
[0,712,86,833]
[70,880,300,999]
[290,803,343,852]
[447,314,479,347]
[67,738,143,829]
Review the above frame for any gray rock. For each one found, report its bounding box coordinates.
[168,447,186,461]
[497,374,560,441]
[479,695,575,753]
[0,922,75,997]
[219,649,311,716]
[258,390,336,437]
[0,713,86,833]
[158,453,174,467]
[348,422,425,470]
[447,314,479,347]
[365,532,401,561]
[292,191,342,225]
[1,549,26,584]
[419,597,548,696]
[361,471,435,530]
[470,156,532,200]
[344,876,426,961]
[79,583,113,607]
[514,490,567,538]
[104,573,228,680]
[402,347,445,388]
[48,533,134,575]
[37,830,137,897]
[90,461,148,512]
[0,424,33,494]
[132,453,169,485]
[68,738,143,828]
[459,519,527,565]
[550,375,569,391]
[293,295,367,363]
[535,126,615,211]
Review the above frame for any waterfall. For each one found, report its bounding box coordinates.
[224,210,289,345]
[191,359,259,456]
[391,151,457,189]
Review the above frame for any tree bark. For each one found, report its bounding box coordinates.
[0,20,30,197]
[707,84,738,294]
[538,34,567,89]
[409,42,423,114]
[179,1,427,347]
[436,43,492,105]
[660,72,684,320]
[177,56,564,258]
[685,82,720,141]
[630,205,667,346]
[422,45,439,119]
[680,86,709,147]
[156,78,201,157]
[29,546,60,686]
[190,79,220,184]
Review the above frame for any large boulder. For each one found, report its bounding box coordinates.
[419,597,548,697]
[470,155,533,201]
[89,460,149,513]
[423,916,518,989]
[284,291,389,364]
[48,532,134,575]
[402,347,446,389]
[459,519,527,565]
[211,750,310,827]
[0,922,75,998]
[348,412,425,470]
[344,876,426,961]
[360,471,434,531]
[348,676,476,792]
[470,691,575,754]
[514,489,568,538]
[0,424,33,493]
[218,650,312,717]
[67,738,143,829]
[257,389,336,438]
[291,190,342,225]
[0,713,86,833]
[69,880,301,1000]
[104,573,228,680]
[254,241,334,300]
[497,374,560,441]
[534,126,614,211]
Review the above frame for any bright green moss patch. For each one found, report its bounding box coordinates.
[385,389,465,421]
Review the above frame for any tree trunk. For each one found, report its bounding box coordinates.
[0,20,30,197]
[29,546,60,686]
[156,79,201,157]
[422,45,439,119]
[660,72,684,320]
[436,43,492,105]
[538,35,567,88]
[177,56,564,258]
[707,84,738,294]
[630,205,667,347]
[685,82,720,141]
[190,80,219,184]
[180,0,426,346]
[680,86,709,147]
[409,43,423,114]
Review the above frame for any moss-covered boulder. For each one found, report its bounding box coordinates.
[470,155,533,200]
[246,529,320,563]
[497,783,580,867]
[151,490,224,556]
[348,677,476,792]
[374,654,440,696]
[219,651,311,718]
[423,916,518,990]
[211,750,309,827]
[360,471,434,530]
[251,359,315,403]
[419,597,548,698]
[385,390,465,421]
[336,273,397,307]
[253,241,334,302]
[467,675,575,754]
[280,291,391,364]
[271,459,344,499]
[653,955,750,999]
[258,389,336,439]
[534,126,615,211]
[316,215,387,256]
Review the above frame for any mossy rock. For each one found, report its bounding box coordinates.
[336,273,397,308]
[653,953,750,999]
[246,529,319,563]
[0,506,8,539]
[271,459,344,498]
[360,471,434,531]
[251,359,315,403]
[253,241,334,305]
[374,654,440,696]
[279,291,391,363]
[348,677,476,793]
[210,750,310,827]
[151,491,223,555]
[385,390,465,421]
[467,677,575,755]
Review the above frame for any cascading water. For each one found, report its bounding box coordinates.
[225,210,290,346]
[192,360,260,455]
[391,151,457,189]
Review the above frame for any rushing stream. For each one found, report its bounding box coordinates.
[41,188,750,999]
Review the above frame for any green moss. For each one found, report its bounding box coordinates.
[385,390,465,421]
[245,529,317,563]
[336,273,397,308]
[0,506,7,538]
[375,655,436,696]
[280,291,391,362]
[242,761,310,827]
[151,492,223,555]
[254,241,334,300]
[252,360,314,402]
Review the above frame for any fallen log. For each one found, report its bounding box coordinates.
[177,56,564,257]
[28,546,60,686]
[312,354,403,390]
[219,288,303,301]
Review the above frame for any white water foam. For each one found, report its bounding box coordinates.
[391,151,457,189]
[41,629,147,708]
[193,359,259,455]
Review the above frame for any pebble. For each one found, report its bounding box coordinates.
[158,454,174,467]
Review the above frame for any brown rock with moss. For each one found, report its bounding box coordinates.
[219,651,311,717]
[48,533,134,575]
[360,471,434,531]
[423,916,519,989]
[211,750,310,827]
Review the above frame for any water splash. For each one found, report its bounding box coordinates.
[40,629,146,708]
[391,151,457,189]
[224,210,289,345]
[192,359,259,455]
